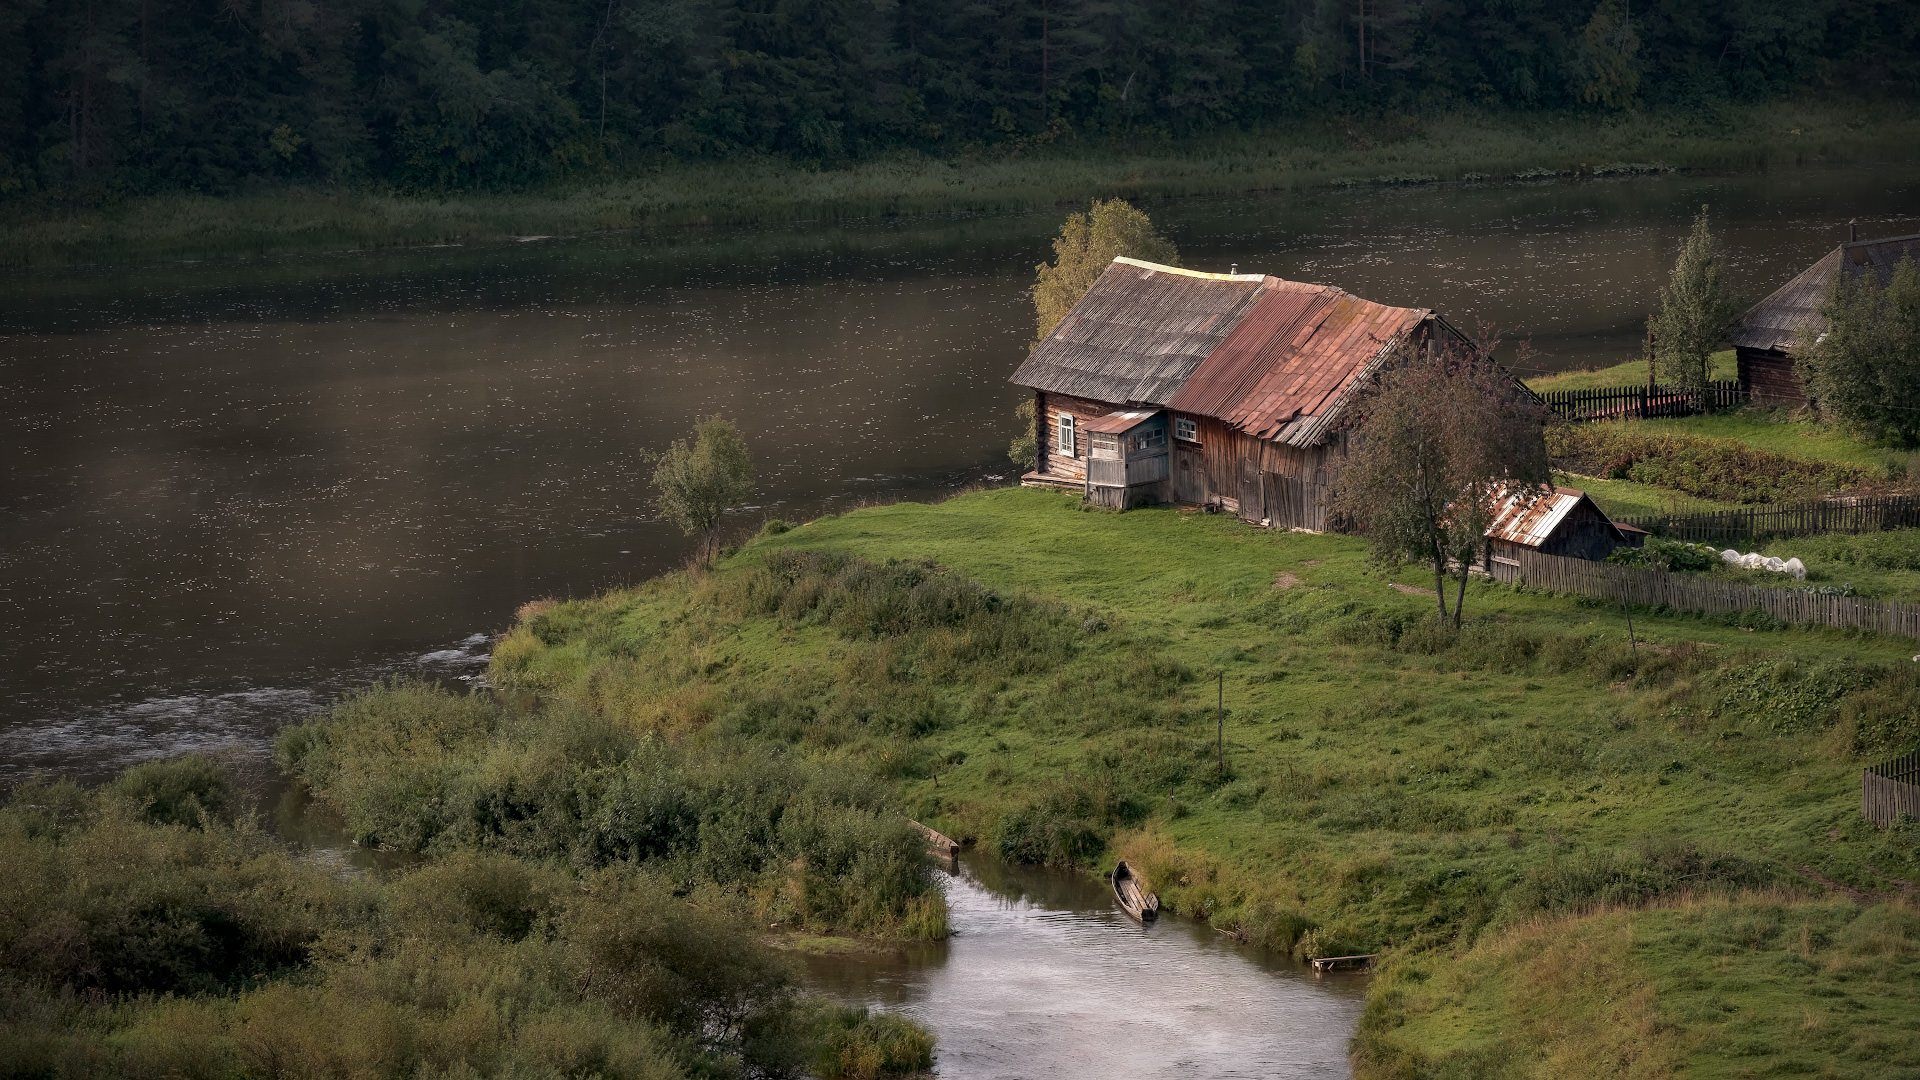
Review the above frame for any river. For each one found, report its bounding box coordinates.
[804,856,1366,1079]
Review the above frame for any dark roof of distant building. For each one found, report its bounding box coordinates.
[1733,233,1920,353]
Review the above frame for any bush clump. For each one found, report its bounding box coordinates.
[279,681,944,939]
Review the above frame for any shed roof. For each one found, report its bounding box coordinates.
[1485,485,1622,548]
[1166,279,1428,446]
[1733,233,1920,352]
[1009,258,1266,407]
[1083,409,1161,434]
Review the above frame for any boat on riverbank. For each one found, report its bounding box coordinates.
[1112,861,1160,922]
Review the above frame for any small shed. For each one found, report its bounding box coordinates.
[1732,230,1920,406]
[1083,409,1171,509]
[1484,485,1630,566]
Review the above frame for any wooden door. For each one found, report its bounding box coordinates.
[1238,455,1263,523]
[1174,444,1204,505]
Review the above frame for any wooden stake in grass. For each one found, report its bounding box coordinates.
[1216,671,1226,779]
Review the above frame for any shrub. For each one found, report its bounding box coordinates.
[0,784,356,998]
[993,785,1107,867]
[1607,536,1718,572]
[1508,841,1776,916]
[106,754,238,828]
[803,1004,936,1080]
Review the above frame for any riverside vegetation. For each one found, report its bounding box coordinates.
[469,487,1919,1077]
[8,101,1920,268]
[0,718,939,1077]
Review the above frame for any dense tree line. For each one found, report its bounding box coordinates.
[5,0,1918,198]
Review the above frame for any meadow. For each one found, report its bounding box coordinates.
[489,487,1920,1078]
[6,101,1918,268]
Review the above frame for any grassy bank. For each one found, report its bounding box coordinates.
[484,487,1918,1077]
[1525,350,1738,393]
[6,100,1919,268]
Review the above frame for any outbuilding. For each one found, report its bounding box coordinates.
[1483,485,1632,567]
[1732,229,1920,406]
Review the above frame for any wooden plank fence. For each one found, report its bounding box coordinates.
[1622,493,1920,545]
[1539,379,1746,422]
[1863,750,1920,828]
[1488,547,1920,639]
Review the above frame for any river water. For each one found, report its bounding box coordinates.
[804,856,1366,1079]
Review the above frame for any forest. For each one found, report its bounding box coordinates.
[5,0,1920,199]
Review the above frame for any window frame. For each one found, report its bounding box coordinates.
[1056,413,1076,459]
[1174,416,1199,443]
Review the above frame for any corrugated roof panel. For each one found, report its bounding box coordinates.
[1084,409,1160,433]
[1171,283,1426,446]
[1485,485,1617,548]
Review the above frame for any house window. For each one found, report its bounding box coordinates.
[1056,413,1076,458]
[1132,427,1166,453]
[1175,416,1198,442]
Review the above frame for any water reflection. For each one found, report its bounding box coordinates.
[804,856,1366,1080]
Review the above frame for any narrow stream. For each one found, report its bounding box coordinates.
[803,856,1367,1079]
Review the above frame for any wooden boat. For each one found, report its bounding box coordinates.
[1112,860,1160,922]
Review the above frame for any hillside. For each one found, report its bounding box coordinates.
[493,487,1920,1078]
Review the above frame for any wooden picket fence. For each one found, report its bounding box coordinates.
[1539,379,1747,422]
[1863,750,1920,828]
[1487,547,1920,639]
[1621,493,1920,545]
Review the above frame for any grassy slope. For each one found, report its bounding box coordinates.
[496,488,1918,1078]
[1526,350,1738,393]
[1635,411,1909,474]
[7,101,1919,267]
[1540,396,1906,520]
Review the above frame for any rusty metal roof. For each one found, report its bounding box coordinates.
[1734,233,1920,352]
[1084,408,1161,434]
[1166,279,1428,446]
[1485,485,1620,548]
[1009,258,1267,406]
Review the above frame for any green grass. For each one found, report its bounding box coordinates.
[1363,893,1920,1078]
[489,487,1919,1078]
[1633,410,1911,475]
[7,100,1920,267]
[1526,350,1737,393]
[1555,471,1735,520]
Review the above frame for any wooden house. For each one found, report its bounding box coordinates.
[1732,230,1920,406]
[1483,485,1633,568]
[1011,257,1530,530]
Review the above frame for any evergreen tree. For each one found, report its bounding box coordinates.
[1648,206,1739,399]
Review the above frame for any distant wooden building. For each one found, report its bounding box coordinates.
[1011,257,1533,531]
[1732,230,1920,406]
[1484,485,1633,568]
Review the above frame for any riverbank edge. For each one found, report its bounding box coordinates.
[488,487,1919,1078]
[6,99,1917,270]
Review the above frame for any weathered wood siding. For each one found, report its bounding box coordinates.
[1171,413,1342,528]
[1737,347,1807,406]
[1036,391,1113,483]
[1863,751,1920,828]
